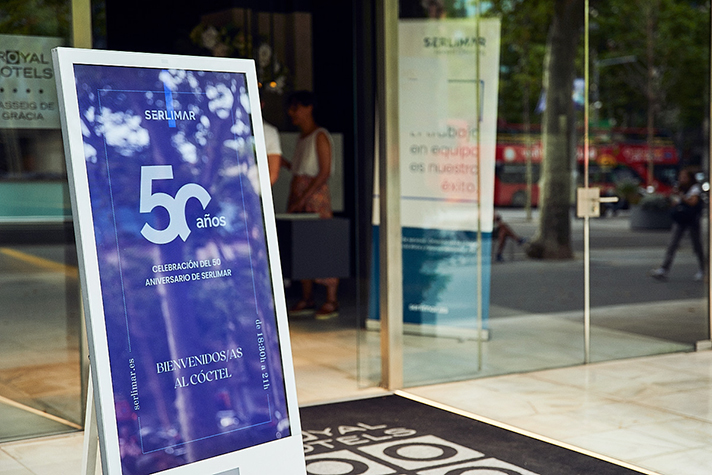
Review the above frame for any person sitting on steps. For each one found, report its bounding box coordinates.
[494,212,527,262]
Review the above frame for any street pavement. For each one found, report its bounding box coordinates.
[491,208,709,344]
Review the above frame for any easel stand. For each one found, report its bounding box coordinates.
[82,372,102,475]
[79,370,242,475]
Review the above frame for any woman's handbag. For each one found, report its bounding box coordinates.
[671,202,699,225]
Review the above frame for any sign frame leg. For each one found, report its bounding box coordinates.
[82,370,102,475]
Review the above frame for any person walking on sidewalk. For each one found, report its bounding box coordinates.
[650,169,705,281]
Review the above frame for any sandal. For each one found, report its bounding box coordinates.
[315,301,339,319]
[289,299,315,316]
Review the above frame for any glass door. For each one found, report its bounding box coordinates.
[394,2,500,386]
[587,1,710,361]
[363,0,590,388]
[363,0,710,390]
[0,0,88,441]
[481,0,588,378]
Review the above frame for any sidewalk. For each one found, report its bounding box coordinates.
[491,209,708,345]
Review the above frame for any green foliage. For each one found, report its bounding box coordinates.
[485,0,555,125]
[590,0,709,130]
[616,179,643,205]
[639,192,671,211]
[485,0,709,132]
[0,0,70,38]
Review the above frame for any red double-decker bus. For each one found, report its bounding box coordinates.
[494,126,679,207]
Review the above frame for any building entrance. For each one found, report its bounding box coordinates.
[1,0,709,444]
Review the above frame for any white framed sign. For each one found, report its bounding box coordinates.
[53,47,305,475]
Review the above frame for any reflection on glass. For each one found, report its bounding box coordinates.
[587,0,709,359]
[399,2,583,384]
[0,242,82,441]
[0,0,81,442]
[364,0,709,391]
[368,0,503,387]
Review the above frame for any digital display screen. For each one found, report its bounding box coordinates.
[73,63,290,475]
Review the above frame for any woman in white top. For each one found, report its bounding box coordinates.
[282,91,339,317]
[650,169,705,281]
[263,121,283,185]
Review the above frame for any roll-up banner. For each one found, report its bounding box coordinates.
[371,18,501,338]
[53,48,305,475]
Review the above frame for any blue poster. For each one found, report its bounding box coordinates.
[74,64,289,474]
[369,226,491,328]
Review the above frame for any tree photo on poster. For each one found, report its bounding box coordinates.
[73,64,290,475]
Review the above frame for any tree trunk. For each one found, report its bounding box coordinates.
[527,0,583,259]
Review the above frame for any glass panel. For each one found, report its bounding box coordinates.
[588,1,709,360]
[392,3,491,387]
[485,1,587,377]
[368,1,556,387]
[380,1,592,387]
[0,2,83,441]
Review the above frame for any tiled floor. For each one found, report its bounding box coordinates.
[409,350,712,475]
[0,433,84,475]
[2,330,712,474]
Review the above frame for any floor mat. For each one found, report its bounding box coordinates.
[299,394,651,475]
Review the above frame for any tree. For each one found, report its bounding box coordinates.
[526,0,584,259]
[487,0,583,257]
[489,0,708,259]
[488,1,551,126]
[487,1,552,216]
[0,0,70,37]
[590,0,710,166]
